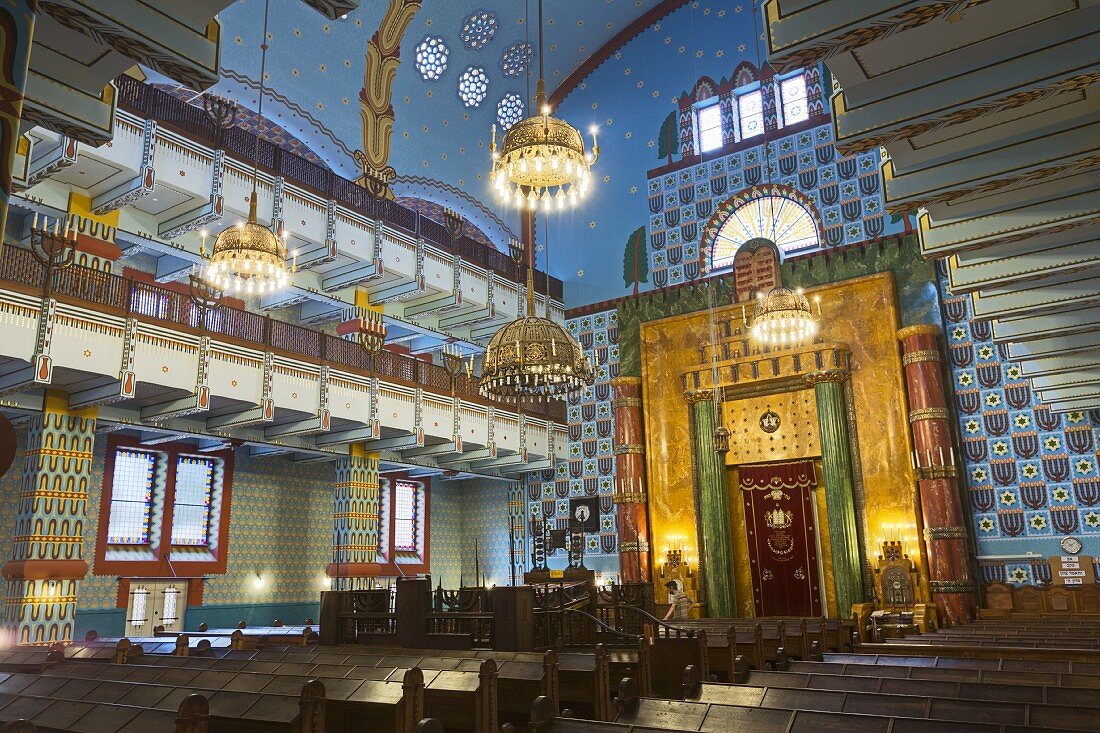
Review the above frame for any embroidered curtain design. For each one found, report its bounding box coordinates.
[741,460,822,617]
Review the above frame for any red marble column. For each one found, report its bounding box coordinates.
[611,377,650,582]
[898,325,976,625]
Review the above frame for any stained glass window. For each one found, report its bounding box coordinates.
[129,585,149,627]
[161,585,181,625]
[711,195,821,270]
[497,93,525,130]
[697,102,723,153]
[171,456,216,546]
[781,74,808,126]
[458,66,489,108]
[106,449,156,544]
[500,42,532,78]
[415,36,449,81]
[394,480,419,552]
[461,10,498,49]
[738,90,763,140]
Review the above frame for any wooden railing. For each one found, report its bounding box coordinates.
[114,75,564,301]
[0,245,566,421]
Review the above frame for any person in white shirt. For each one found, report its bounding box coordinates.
[663,580,694,620]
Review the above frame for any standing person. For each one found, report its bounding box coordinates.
[663,580,694,620]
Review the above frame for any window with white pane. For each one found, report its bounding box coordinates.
[171,456,217,546]
[738,90,763,139]
[780,74,808,126]
[696,102,723,154]
[106,449,156,544]
[393,480,419,552]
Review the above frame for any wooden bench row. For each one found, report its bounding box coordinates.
[737,667,1100,708]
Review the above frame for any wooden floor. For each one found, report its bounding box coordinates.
[1,616,1098,732]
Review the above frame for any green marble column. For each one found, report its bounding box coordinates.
[807,370,864,617]
[687,390,736,618]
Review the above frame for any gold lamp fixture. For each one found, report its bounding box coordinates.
[198,0,295,296]
[750,286,820,346]
[479,235,594,402]
[489,0,598,211]
[201,194,296,295]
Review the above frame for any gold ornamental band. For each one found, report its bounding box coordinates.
[803,369,850,386]
[612,492,647,504]
[897,324,941,341]
[612,397,643,409]
[923,525,968,540]
[929,579,975,594]
[683,389,715,405]
[902,350,941,365]
[917,465,958,480]
[610,376,643,389]
[908,407,950,423]
[619,540,650,552]
[614,444,645,456]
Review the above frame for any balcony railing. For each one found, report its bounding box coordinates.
[0,245,565,422]
[113,75,563,301]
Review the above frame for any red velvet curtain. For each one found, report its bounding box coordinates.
[740,460,822,617]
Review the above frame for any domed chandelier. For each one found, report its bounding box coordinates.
[750,286,820,346]
[479,238,594,402]
[198,0,295,296]
[489,0,598,211]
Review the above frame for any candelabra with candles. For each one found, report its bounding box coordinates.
[203,92,240,150]
[188,266,224,333]
[441,343,475,396]
[657,536,698,608]
[911,445,957,479]
[356,309,387,354]
[28,213,78,300]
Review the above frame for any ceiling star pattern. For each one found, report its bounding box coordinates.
[211,1,679,275]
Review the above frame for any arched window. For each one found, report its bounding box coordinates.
[710,193,821,270]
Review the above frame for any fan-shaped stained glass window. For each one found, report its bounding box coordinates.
[497,93,525,130]
[461,10,498,49]
[458,66,489,107]
[501,41,532,77]
[415,36,449,81]
[711,195,820,269]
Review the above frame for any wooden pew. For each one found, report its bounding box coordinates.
[735,667,1100,708]
[0,648,66,673]
[89,650,497,733]
[621,674,1091,731]
[0,684,212,732]
[15,662,324,733]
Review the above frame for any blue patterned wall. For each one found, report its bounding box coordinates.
[648,121,901,288]
[429,478,516,588]
[938,269,1100,586]
[523,308,621,579]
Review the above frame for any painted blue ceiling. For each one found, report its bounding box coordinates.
[208,0,763,304]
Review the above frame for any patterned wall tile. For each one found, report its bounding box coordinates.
[939,270,1100,582]
[523,308,620,574]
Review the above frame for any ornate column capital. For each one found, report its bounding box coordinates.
[610,376,643,389]
[683,388,716,405]
[803,369,849,386]
[897,324,941,342]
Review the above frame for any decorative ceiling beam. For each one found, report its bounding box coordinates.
[992,305,1100,344]
[970,270,1100,322]
[403,439,462,458]
[832,21,1100,155]
[1007,331,1100,363]
[298,0,359,21]
[1031,368,1100,393]
[38,0,223,91]
[762,0,980,74]
[884,122,1100,215]
[948,226,1100,293]
[918,181,1100,258]
[1019,350,1100,379]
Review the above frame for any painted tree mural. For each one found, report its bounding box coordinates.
[657,111,677,165]
[623,225,649,296]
